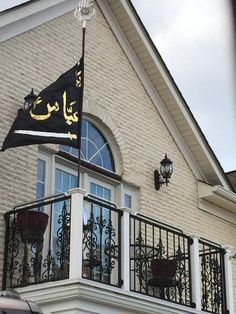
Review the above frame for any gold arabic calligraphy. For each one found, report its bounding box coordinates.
[30,91,79,125]
[63,91,78,125]
[30,97,59,120]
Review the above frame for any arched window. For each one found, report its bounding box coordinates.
[60,118,115,172]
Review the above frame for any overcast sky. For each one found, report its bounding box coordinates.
[1,0,236,172]
[132,0,236,172]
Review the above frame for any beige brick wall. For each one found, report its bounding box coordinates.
[0,2,235,305]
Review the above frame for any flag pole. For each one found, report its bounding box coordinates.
[76,25,85,188]
[74,1,95,187]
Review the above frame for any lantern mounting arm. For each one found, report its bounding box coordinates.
[154,169,170,190]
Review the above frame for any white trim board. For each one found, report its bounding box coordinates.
[17,278,202,314]
[0,0,78,42]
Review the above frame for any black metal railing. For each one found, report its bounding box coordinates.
[3,194,71,289]
[199,239,227,314]
[82,195,122,287]
[3,193,229,314]
[130,214,192,307]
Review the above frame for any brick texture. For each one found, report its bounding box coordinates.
[227,171,236,192]
[0,2,235,306]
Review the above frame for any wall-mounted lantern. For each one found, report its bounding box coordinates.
[23,88,37,110]
[154,154,173,190]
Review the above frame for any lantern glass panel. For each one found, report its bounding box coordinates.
[160,164,169,179]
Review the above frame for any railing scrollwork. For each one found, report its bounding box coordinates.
[82,196,122,287]
[3,194,228,314]
[130,215,192,307]
[199,240,227,314]
[3,195,71,289]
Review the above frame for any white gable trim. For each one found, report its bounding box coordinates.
[0,0,78,43]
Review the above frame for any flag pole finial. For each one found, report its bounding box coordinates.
[74,0,96,28]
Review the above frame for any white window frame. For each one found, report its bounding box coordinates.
[38,149,139,213]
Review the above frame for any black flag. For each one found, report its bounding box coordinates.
[1,58,83,151]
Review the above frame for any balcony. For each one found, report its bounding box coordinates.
[3,189,231,314]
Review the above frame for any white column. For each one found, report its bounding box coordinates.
[222,245,234,314]
[68,188,86,280]
[120,207,132,291]
[189,234,201,311]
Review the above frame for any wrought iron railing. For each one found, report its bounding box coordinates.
[199,239,227,314]
[82,195,122,287]
[130,214,192,307]
[3,194,71,289]
[3,192,229,313]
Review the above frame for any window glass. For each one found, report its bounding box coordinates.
[36,159,45,199]
[80,140,86,160]
[90,182,111,201]
[55,169,61,192]
[55,168,77,193]
[103,188,111,201]
[102,145,115,171]
[125,193,132,209]
[60,119,115,172]
[71,174,77,188]
[88,142,98,162]
[123,187,138,211]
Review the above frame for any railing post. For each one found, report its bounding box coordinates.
[68,188,86,280]
[120,207,131,291]
[222,245,234,314]
[189,234,201,310]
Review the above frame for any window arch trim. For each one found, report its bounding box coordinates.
[59,118,116,173]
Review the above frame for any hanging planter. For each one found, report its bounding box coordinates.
[17,210,49,243]
[148,259,177,287]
